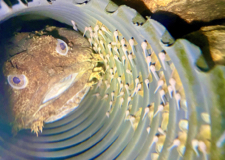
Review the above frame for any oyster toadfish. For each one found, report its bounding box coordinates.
[3,26,103,136]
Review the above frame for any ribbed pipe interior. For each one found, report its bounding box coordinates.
[0,0,224,160]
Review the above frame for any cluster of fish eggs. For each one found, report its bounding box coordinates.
[71,19,212,159]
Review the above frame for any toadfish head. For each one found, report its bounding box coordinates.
[3,26,100,136]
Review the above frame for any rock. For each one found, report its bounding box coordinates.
[184,25,225,69]
[112,0,225,23]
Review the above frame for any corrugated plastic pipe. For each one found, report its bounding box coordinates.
[0,0,224,160]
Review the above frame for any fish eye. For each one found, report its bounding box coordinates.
[56,39,68,55]
[7,74,28,89]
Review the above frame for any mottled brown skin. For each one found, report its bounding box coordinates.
[3,27,101,136]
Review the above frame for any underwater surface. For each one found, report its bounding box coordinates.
[0,0,224,160]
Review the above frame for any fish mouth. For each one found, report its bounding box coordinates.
[44,86,90,123]
[42,73,79,104]
[32,72,90,122]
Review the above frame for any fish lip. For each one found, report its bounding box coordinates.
[44,86,90,123]
[30,69,90,121]
[22,66,92,129]
[30,72,79,118]
[42,73,78,104]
